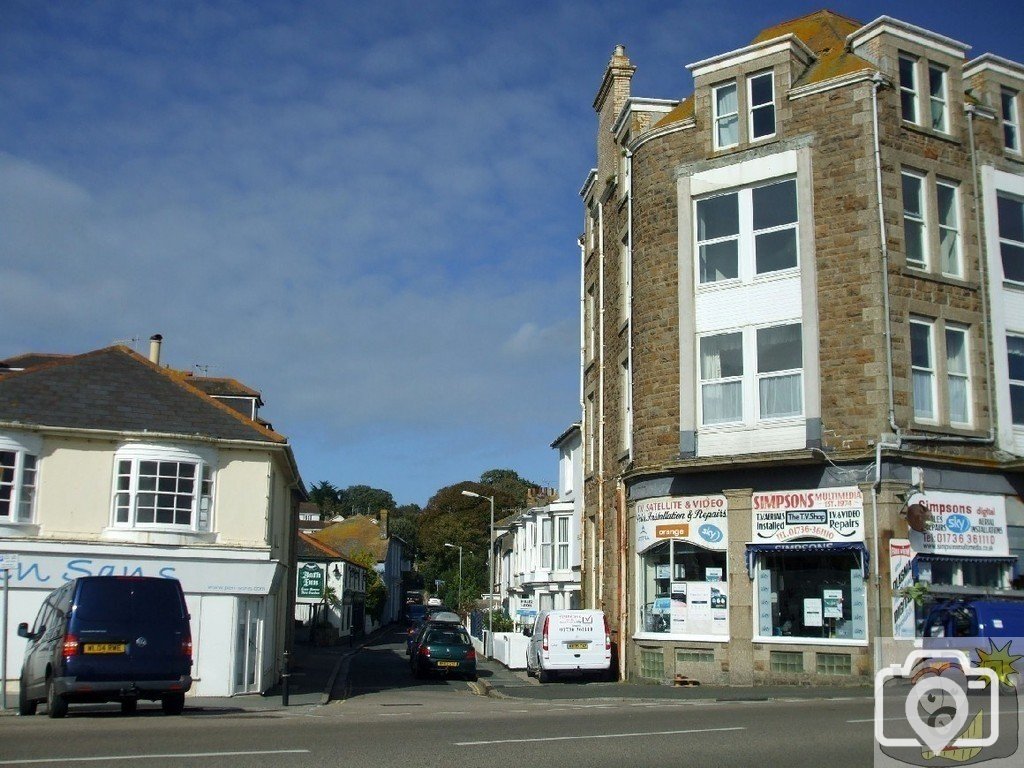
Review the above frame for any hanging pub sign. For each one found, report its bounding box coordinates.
[296,561,326,603]
[752,487,864,542]
[906,491,1009,557]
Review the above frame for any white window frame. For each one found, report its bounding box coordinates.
[699,323,804,427]
[1007,334,1024,427]
[945,324,972,427]
[936,179,962,278]
[110,444,215,532]
[1002,87,1021,154]
[555,515,571,571]
[902,170,927,269]
[0,432,41,525]
[541,517,553,570]
[998,192,1024,285]
[928,63,949,134]
[695,177,799,287]
[899,53,920,125]
[585,283,597,363]
[747,70,776,141]
[620,355,631,453]
[713,81,739,150]
[911,318,938,423]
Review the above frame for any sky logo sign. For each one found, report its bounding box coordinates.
[698,524,724,544]
[945,514,972,534]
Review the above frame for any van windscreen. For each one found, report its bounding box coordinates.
[74,579,184,622]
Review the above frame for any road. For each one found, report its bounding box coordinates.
[0,629,876,767]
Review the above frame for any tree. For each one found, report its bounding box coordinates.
[338,485,395,517]
[308,480,341,519]
[479,469,539,507]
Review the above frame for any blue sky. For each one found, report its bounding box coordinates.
[2,1,1022,506]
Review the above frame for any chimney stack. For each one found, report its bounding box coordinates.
[378,509,389,539]
[148,334,163,365]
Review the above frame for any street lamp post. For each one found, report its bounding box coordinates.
[461,489,495,658]
[443,542,463,610]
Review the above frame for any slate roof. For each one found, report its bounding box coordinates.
[296,531,346,560]
[311,515,389,563]
[0,345,285,444]
[655,9,870,130]
[182,376,263,401]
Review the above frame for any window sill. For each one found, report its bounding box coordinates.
[906,422,988,439]
[0,522,40,538]
[699,417,804,434]
[900,121,960,145]
[101,528,218,546]
[753,636,868,647]
[900,266,976,290]
[633,632,730,642]
[696,267,800,293]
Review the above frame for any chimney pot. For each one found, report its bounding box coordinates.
[148,334,163,365]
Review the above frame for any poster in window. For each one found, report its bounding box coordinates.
[656,564,671,580]
[822,589,843,619]
[670,582,688,634]
[706,567,723,582]
[803,598,823,627]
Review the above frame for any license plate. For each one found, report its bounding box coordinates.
[83,643,126,654]
[436,660,459,667]
[566,642,589,650]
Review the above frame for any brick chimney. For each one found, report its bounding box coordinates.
[378,509,389,539]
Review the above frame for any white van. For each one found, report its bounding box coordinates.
[524,609,612,682]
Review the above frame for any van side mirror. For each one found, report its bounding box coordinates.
[17,622,33,640]
[522,626,533,637]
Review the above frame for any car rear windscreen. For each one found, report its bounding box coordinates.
[75,579,185,622]
[426,629,469,645]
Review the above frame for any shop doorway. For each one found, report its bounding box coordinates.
[234,598,262,693]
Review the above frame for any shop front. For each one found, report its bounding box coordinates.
[634,495,729,641]
[748,487,868,644]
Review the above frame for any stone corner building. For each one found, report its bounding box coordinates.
[580,10,1024,684]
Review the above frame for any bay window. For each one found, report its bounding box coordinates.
[1008,335,1024,425]
[555,516,570,571]
[696,177,798,285]
[0,433,39,525]
[541,517,553,569]
[112,445,214,531]
[999,193,1024,284]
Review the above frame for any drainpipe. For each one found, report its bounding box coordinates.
[626,149,635,460]
[597,199,606,610]
[579,235,589,607]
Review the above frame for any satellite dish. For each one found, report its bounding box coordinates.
[905,502,930,533]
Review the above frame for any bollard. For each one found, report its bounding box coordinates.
[281,649,290,706]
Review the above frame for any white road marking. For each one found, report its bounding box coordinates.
[0,750,310,765]
[455,726,745,746]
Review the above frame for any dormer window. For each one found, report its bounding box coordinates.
[899,54,920,123]
[748,71,775,140]
[713,82,739,149]
[1002,87,1021,153]
[928,63,949,133]
[898,52,952,135]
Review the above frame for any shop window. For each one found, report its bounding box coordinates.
[639,540,728,637]
[919,558,1008,588]
[676,649,715,664]
[816,652,852,675]
[770,650,804,674]
[639,648,665,680]
[755,550,866,640]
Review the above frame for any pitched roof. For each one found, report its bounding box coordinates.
[296,531,345,560]
[180,376,263,401]
[655,10,870,130]
[310,515,389,563]
[0,345,286,443]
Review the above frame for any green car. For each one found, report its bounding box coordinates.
[410,625,477,681]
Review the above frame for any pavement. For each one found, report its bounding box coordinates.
[1,625,873,715]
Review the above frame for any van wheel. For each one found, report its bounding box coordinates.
[538,669,552,684]
[46,676,67,718]
[121,699,137,715]
[18,675,37,716]
[161,693,185,715]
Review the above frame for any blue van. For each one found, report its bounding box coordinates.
[922,599,1024,638]
[17,576,193,717]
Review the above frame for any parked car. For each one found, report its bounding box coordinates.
[409,622,476,681]
[406,611,461,656]
[404,604,427,625]
[17,576,193,717]
[524,609,612,683]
